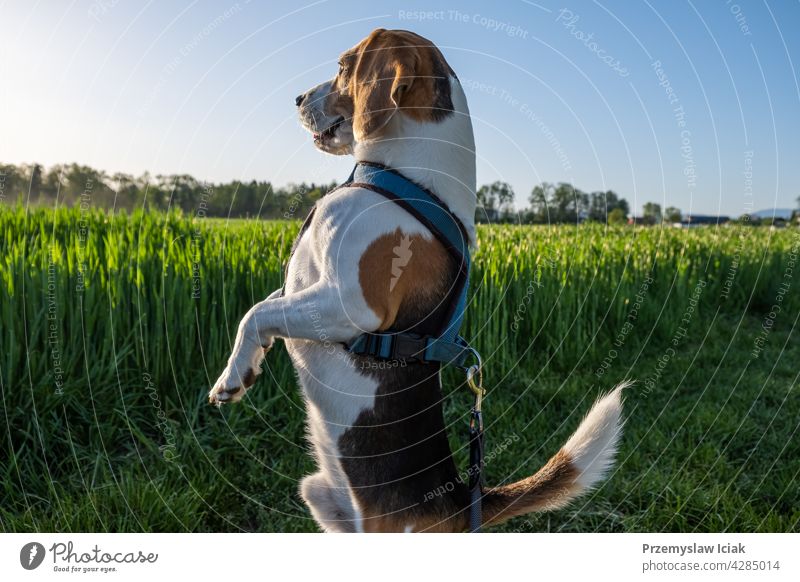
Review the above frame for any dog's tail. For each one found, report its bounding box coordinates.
[481,382,628,527]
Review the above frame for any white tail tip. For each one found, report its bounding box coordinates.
[562,381,629,489]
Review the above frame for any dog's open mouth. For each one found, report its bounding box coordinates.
[313,116,345,144]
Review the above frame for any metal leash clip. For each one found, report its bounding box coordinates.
[466,361,484,411]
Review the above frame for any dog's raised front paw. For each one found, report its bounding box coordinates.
[208,339,273,405]
[208,366,258,405]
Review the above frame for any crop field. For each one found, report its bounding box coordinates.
[1,205,799,532]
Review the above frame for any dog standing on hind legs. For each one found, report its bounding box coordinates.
[208,28,626,532]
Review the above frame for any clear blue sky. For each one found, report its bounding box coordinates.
[2,0,798,215]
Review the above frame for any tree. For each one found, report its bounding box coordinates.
[110,173,140,210]
[608,207,627,225]
[528,182,594,223]
[0,164,26,204]
[664,206,682,223]
[477,181,515,222]
[588,190,630,223]
[528,182,554,223]
[29,164,43,203]
[551,182,587,223]
[642,202,662,225]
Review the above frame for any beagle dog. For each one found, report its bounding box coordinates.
[208,29,625,532]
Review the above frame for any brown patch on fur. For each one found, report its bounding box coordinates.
[241,369,256,388]
[481,449,580,527]
[358,229,450,331]
[328,29,455,140]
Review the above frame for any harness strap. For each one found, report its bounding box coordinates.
[345,333,473,367]
[344,162,472,363]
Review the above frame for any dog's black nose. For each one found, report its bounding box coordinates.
[295,93,305,107]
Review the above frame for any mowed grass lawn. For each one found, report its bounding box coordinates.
[1,206,798,532]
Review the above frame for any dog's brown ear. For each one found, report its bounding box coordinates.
[352,30,418,140]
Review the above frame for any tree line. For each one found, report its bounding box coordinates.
[0,163,335,219]
[477,180,630,224]
[0,162,706,225]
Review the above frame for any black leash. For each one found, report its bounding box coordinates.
[466,359,485,532]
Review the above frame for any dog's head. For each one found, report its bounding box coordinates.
[296,29,455,155]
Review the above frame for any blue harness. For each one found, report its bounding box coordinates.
[284,161,476,368]
[342,162,475,368]
[284,161,485,531]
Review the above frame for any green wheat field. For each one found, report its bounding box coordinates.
[1,205,798,532]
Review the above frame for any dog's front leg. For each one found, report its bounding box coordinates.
[208,288,281,404]
[209,282,378,404]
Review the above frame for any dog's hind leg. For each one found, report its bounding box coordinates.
[300,473,356,533]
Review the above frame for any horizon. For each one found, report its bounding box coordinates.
[2,1,798,215]
[0,158,793,219]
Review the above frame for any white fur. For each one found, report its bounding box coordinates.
[562,382,629,489]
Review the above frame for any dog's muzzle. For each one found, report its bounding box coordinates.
[296,82,353,154]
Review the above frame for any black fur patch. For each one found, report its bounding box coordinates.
[338,249,470,527]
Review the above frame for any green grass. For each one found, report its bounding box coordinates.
[1,205,798,532]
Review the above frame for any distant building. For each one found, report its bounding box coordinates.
[751,208,793,221]
[673,214,730,228]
